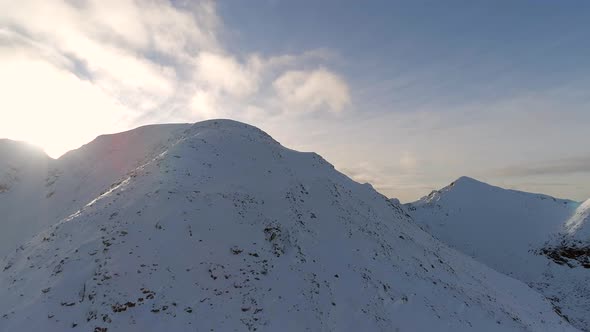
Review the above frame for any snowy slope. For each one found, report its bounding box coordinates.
[0,121,578,331]
[541,198,590,286]
[406,177,590,330]
[45,123,192,231]
[0,139,54,256]
[0,124,190,257]
[564,199,590,242]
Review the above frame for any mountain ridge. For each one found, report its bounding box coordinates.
[406,176,589,330]
[420,175,580,205]
[0,120,578,331]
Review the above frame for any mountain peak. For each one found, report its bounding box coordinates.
[186,119,278,145]
[417,176,494,203]
[453,175,483,184]
[449,176,490,189]
[442,177,573,204]
[407,178,589,329]
[190,118,264,131]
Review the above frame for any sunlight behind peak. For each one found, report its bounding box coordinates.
[0,56,132,158]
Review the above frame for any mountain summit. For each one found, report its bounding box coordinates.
[0,121,578,331]
[407,177,590,330]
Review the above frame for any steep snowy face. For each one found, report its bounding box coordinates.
[565,199,590,242]
[0,121,576,331]
[58,123,191,181]
[541,198,590,281]
[407,176,577,277]
[0,124,190,257]
[407,177,589,330]
[49,123,193,223]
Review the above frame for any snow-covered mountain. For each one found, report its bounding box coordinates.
[0,121,579,331]
[0,124,190,257]
[406,176,590,330]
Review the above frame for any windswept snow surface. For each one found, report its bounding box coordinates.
[407,176,590,330]
[0,124,190,257]
[0,121,578,331]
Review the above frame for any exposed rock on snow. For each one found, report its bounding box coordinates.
[542,198,590,275]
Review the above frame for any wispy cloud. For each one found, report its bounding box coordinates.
[493,156,590,177]
[273,68,351,113]
[194,52,260,97]
[0,0,350,157]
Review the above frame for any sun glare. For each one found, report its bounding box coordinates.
[0,55,132,158]
[13,133,71,159]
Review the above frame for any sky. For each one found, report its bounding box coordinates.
[0,0,589,202]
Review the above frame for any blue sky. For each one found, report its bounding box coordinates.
[1,0,589,201]
[220,1,590,106]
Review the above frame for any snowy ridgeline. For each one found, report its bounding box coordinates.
[407,177,590,331]
[0,120,582,331]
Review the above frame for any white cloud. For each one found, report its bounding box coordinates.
[273,68,351,113]
[0,52,134,158]
[144,0,221,56]
[189,90,219,118]
[0,0,350,157]
[0,0,197,110]
[0,0,220,57]
[0,0,221,156]
[195,52,260,97]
